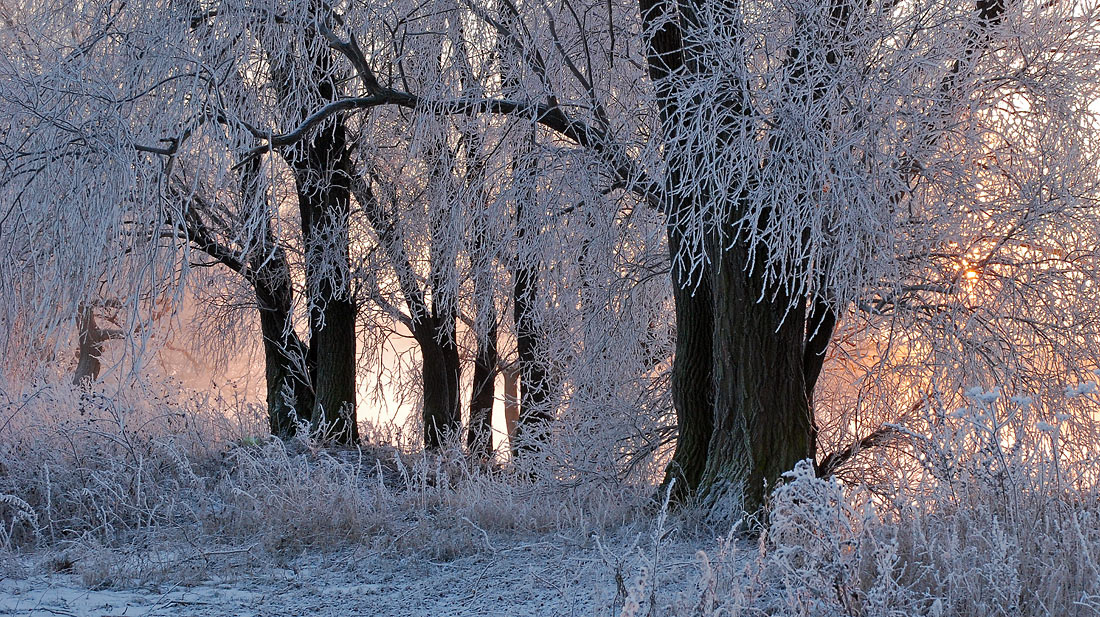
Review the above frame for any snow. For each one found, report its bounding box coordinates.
[0,535,711,616]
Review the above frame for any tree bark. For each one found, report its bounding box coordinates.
[278,30,358,444]
[512,253,551,456]
[418,321,462,449]
[287,127,358,444]
[699,245,815,515]
[254,265,314,437]
[642,0,820,514]
[305,280,358,443]
[468,315,498,458]
[660,229,715,501]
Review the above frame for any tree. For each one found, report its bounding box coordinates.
[307,0,1100,513]
[639,0,1100,513]
[5,0,1099,519]
[0,0,363,442]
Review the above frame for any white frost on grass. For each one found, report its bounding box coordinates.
[0,534,716,617]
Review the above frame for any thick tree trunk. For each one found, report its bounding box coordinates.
[308,292,358,442]
[419,325,462,449]
[641,0,820,515]
[699,245,815,516]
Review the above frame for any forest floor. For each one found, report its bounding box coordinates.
[0,530,718,616]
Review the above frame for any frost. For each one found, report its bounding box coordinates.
[965,387,1000,404]
[1009,395,1034,409]
[1066,382,1096,397]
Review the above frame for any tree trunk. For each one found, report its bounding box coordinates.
[290,95,358,445]
[255,277,314,437]
[698,244,815,516]
[352,155,462,452]
[512,258,551,455]
[261,12,358,445]
[468,315,498,458]
[240,153,315,438]
[419,324,462,449]
[641,0,818,514]
[73,306,106,384]
[494,4,552,460]
[309,293,357,442]
[660,229,715,501]
[73,304,126,385]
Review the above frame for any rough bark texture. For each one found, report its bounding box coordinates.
[643,0,719,502]
[700,246,815,515]
[307,286,358,443]
[661,231,714,501]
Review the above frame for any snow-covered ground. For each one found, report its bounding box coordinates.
[0,534,714,616]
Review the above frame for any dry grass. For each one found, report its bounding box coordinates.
[651,390,1100,617]
[0,378,652,569]
[2,378,1099,616]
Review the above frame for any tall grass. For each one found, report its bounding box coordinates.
[0,377,650,561]
[2,377,1099,615]
[656,386,1100,617]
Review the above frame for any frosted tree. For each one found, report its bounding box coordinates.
[5,0,1100,518]
[638,0,1100,512]
[309,0,1100,512]
[0,0,364,442]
